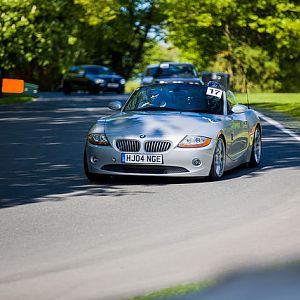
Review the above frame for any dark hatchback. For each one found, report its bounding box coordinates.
[141,62,203,86]
[62,65,126,94]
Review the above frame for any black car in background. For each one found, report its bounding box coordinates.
[62,65,125,94]
[141,62,203,86]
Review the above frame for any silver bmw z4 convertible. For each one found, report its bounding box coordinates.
[84,82,262,181]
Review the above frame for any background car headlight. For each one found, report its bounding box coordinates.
[95,79,105,84]
[88,133,110,146]
[120,79,126,85]
[178,135,211,148]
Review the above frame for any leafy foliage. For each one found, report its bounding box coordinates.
[0,0,299,91]
[0,0,87,89]
[164,0,300,91]
[133,41,183,76]
[0,0,165,89]
[80,0,166,77]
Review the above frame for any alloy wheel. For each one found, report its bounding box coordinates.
[254,128,262,164]
[214,138,225,178]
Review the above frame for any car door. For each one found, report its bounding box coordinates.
[74,67,87,91]
[226,91,249,161]
[66,66,79,89]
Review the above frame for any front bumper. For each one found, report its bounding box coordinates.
[85,139,216,177]
[96,82,125,92]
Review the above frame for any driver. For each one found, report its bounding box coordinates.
[206,81,224,114]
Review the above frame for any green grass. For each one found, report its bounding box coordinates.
[125,280,214,300]
[236,93,300,121]
[0,94,35,105]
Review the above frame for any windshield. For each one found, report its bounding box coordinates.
[84,66,114,75]
[145,67,159,77]
[155,64,197,78]
[124,84,224,115]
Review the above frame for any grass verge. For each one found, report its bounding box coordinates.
[125,280,214,300]
[0,94,35,105]
[237,93,300,121]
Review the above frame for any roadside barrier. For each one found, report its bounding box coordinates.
[24,82,39,95]
[0,78,38,96]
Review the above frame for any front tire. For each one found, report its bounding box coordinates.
[209,137,226,180]
[88,82,100,95]
[249,126,262,167]
[63,82,72,95]
[117,88,125,94]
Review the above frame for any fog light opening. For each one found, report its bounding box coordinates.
[192,158,202,166]
[90,156,98,164]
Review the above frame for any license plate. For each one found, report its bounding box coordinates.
[107,83,119,88]
[121,153,163,164]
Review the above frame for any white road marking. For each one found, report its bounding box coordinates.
[257,112,300,142]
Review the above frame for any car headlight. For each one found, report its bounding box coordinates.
[88,133,110,146]
[178,135,211,148]
[95,79,105,84]
[120,78,126,85]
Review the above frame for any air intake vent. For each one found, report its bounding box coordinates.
[102,165,189,174]
[144,141,171,153]
[116,139,140,152]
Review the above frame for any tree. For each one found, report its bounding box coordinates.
[77,0,166,78]
[164,0,300,91]
[0,0,89,89]
[0,0,166,89]
[133,41,183,76]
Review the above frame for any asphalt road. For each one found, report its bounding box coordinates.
[0,93,300,300]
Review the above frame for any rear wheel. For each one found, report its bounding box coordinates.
[209,137,226,180]
[249,126,262,167]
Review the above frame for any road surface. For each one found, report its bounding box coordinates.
[0,93,300,300]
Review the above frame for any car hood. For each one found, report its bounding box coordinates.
[88,74,123,80]
[103,111,223,142]
[154,77,202,83]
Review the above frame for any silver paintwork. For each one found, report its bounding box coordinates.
[85,87,261,178]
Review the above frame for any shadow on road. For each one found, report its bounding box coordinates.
[0,93,299,208]
[223,121,300,180]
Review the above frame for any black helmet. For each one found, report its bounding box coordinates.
[207,81,224,90]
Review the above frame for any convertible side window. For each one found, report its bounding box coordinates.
[124,90,139,110]
[226,90,237,114]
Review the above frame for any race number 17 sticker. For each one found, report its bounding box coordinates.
[206,88,223,99]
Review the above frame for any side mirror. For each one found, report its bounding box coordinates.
[232,104,248,114]
[108,101,122,110]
